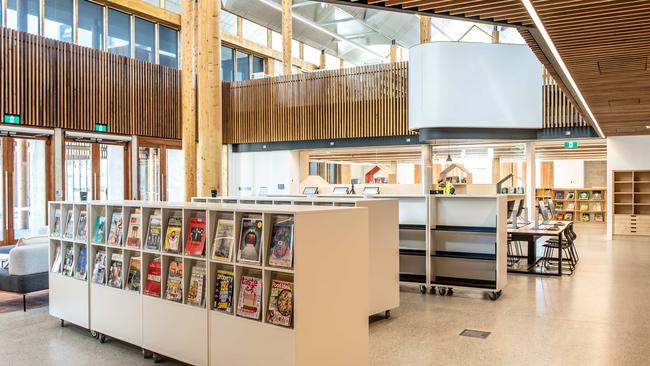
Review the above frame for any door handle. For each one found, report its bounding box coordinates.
[4,172,9,228]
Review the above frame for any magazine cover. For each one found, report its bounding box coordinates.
[237,218,263,264]
[236,275,262,320]
[565,213,574,220]
[593,191,603,200]
[92,215,106,243]
[92,250,107,284]
[267,280,293,327]
[567,192,575,200]
[51,246,62,273]
[595,213,604,222]
[145,213,162,250]
[144,257,162,297]
[75,246,88,281]
[126,212,142,248]
[165,260,183,302]
[52,209,61,237]
[578,191,590,200]
[268,223,294,268]
[554,191,564,200]
[62,245,74,277]
[186,264,206,307]
[107,253,124,288]
[212,219,234,261]
[63,211,74,239]
[214,270,234,313]
[107,211,124,246]
[185,217,207,256]
[76,211,88,242]
[581,213,591,222]
[126,256,141,292]
[164,214,182,253]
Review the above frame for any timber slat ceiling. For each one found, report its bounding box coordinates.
[0,28,181,139]
[529,0,650,136]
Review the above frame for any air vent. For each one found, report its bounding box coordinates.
[608,98,641,107]
[597,57,648,75]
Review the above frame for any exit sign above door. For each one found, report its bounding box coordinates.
[3,114,20,124]
[564,141,579,149]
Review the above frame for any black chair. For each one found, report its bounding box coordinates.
[506,234,523,267]
[541,223,578,274]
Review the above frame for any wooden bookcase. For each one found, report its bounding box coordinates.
[613,170,650,236]
[49,201,370,366]
[535,188,607,223]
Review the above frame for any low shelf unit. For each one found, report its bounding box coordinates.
[536,188,606,223]
[613,170,650,236]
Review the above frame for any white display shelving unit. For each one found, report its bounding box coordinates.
[193,195,400,317]
[49,200,369,366]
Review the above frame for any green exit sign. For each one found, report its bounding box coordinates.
[564,141,579,149]
[95,123,107,132]
[3,114,20,124]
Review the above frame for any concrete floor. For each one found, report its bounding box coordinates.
[1,225,648,365]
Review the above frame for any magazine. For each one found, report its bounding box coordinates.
[92,215,106,243]
[185,217,207,257]
[62,245,74,277]
[51,246,62,273]
[145,212,162,251]
[75,246,88,281]
[165,260,183,302]
[107,253,124,288]
[126,211,142,248]
[236,275,262,320]
[267,280,293,327]
[91,249,107,284]
[214,270,234,313]
[76,211,88,242]
[144,257,162,297]
[63,211,74,239]
[268,223,294,268]
[578,191,590,200]
[107,211,124,246]
[186,263,206,307]
[52,209,61,237]
[212,219,234,261]
[237,218,263,264]
[126,256,141,292]
[164,213,182,253]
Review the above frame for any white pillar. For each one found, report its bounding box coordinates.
[54,128,64,200]
[526,142,536,221]
[421,145,432,194]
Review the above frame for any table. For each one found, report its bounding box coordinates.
[507,222,571,276]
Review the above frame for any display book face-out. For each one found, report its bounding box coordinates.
[92,249,107,284]
[267,279,294,327]
[63,211,74,239]
[236,275,262,320]
[126,210,142,248]
[165,259,183,302]
[51,246,63,273]
[186,263,206,307]
[75,246,88,281]
[107,252,124,288]
[268,223,294,269]
[237,218,263,264]
[93,215,106,244]
[212,219,234,261]
[107,211,124,246]
[144,256,162,297]
[76,211,88,242]
[52,209,62,237]
[126,256,141,292]
[62,245,75,277]
[145,211,162,251]
[164,213,183,254]
[214,270,234,313]
[185,216,207,257]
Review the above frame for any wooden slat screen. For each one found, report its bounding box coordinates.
[542,68,587,129]
[0,27,180,139]
[223,62,412,144]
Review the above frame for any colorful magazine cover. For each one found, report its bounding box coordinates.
[62,245,74,277]
[76,211,88,242]
[212,219,234,261]
[185,217,207,256]
[186,264,206,307]
[107,253,124,288]
[267,280,293,327]
[63,211,74,239]
[236,275,262,320]
[52,209,61,237]
[144,257,162,297]
[164,214,182,253]
[92,215,106,243]
[107,211,123,246]
[145,213,162,251]
[75,246,88,281]
[237,218,263,264]
[165,260,183,302]
[214,270,234,313]
[126,256,141,292]
[268,223,294,268]
[126,212,142,248]
[92,250,107,284]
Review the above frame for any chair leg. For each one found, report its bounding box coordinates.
[23,294,26,312]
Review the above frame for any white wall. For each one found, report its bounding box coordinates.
[553,160,584,188]
[607,136,650,238]
[230,150,299,196]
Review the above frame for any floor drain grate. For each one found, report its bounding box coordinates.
[459,329,491,339]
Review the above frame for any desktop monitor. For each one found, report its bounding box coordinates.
[363,186,380,195]
[507,200,515,220]
[303,187,318,195]
[547,199,557,220]
[515,198,525,219]
[538,200,550,223]
[332,187,349,195]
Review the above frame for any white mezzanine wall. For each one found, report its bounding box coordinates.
[229,150,300,196]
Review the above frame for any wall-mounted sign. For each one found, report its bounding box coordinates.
[563,141,579,149]
[3,114,20,124]
[95,123,107,132]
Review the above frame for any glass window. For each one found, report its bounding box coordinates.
[165,0,180,14]
[303,45,321,66]
[138,147,161,201]
[291,40,300,59]
[134,17,155,63]
[273,59,283,76]
[221,46,234,82]
[43,0,73,43]
[220,11,237,35]
[100,144,125,200]
[235,51,250,81]
[108,9,131,57]
[13,139,47,239]
[141,0,159,6]
[252,56,264,74]
[242,19,267,46]
[65,142,93,202]
[325,53,339,70]
[166,149,184,202]
[0,139,3,242]
[77,0,103,50]
[271,31,283,52]
[7,0,40,35]
[159,25,178,68]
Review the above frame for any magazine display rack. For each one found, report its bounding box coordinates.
[193,195,400,317]
[49,200,369,366]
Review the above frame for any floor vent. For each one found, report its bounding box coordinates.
[459,329,491,339]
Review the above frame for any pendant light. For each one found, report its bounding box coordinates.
[446,140,452,162]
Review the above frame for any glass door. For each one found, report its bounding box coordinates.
[137,138,183,201]
[138,146,161,201]
[0,139,5,243]
[165,148,184,201]
[99,143,126,200]
[65,141,93,201]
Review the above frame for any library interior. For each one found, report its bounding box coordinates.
[1,0,649,365]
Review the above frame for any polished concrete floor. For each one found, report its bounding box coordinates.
[1,225,648,365]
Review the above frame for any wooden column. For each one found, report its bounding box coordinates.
[420,16,431,43]
[196,0,222,196]
[389,40,397,63]
[181,0,197,201]
[282,0,292,75]
[491,26,500,44]
[319,50,326,70]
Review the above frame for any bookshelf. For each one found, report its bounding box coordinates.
[535,188,607,223]
[613,170,650,236]
[49,200,370,366]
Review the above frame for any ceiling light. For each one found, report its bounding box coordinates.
[646,125,650,129]
[446,154,452,162]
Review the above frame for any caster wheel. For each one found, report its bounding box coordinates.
[385,310,391,319]
[430,286,436,295]
[153,353,163,363]
[99,334,106,344]
[90,330,98,339]
[439,288,447,296]
[60,319,65,327]
[488,291,502,301]
[142,349,153,359]
[419,285,427,294]
[447,288,454,296]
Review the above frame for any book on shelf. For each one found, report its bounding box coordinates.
[556,202,564,211]
[92,249,107,284]
[567,192,575,200]
[144,211,162,251]
[126,256,141,292]
[237,218,263,264]
[107,211,123,246]
[185,217,207,257]
[126,210,142,248]
[144,256,162,297]
[565,213,574,221]
[164,213,183,253]
[214,270,234,313]
[543,189,552,197]
[63,211,74,239]
[578,191,590,200]
[556,213,565,221]
[593,202,602,212]
[555,191,564,200]
[594,213,604,222]
[52,209,61,237]
[107,253,124,288]
[566,203,575,211]
[268,223,294,268]
[51,246,62,273]
[165,260,183,302]
[592,191,603,200]
[75,246,88,281]
[236,275,263,320]
[92,215,106,243]
[212,219,234,261]
[581,213,591,222]
[580,203,589,211]
[186,263,206,307]
[62,245,75,277]
[267,279,293,327]
[76,211,88,242]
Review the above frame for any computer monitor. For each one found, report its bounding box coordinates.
[332,186,349,195]
[507,200,515,220]
[515,198,525,219]
[362,186,380,195]
[547,199,557,220]
[303,187,318,195]
[538,200,550,223]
